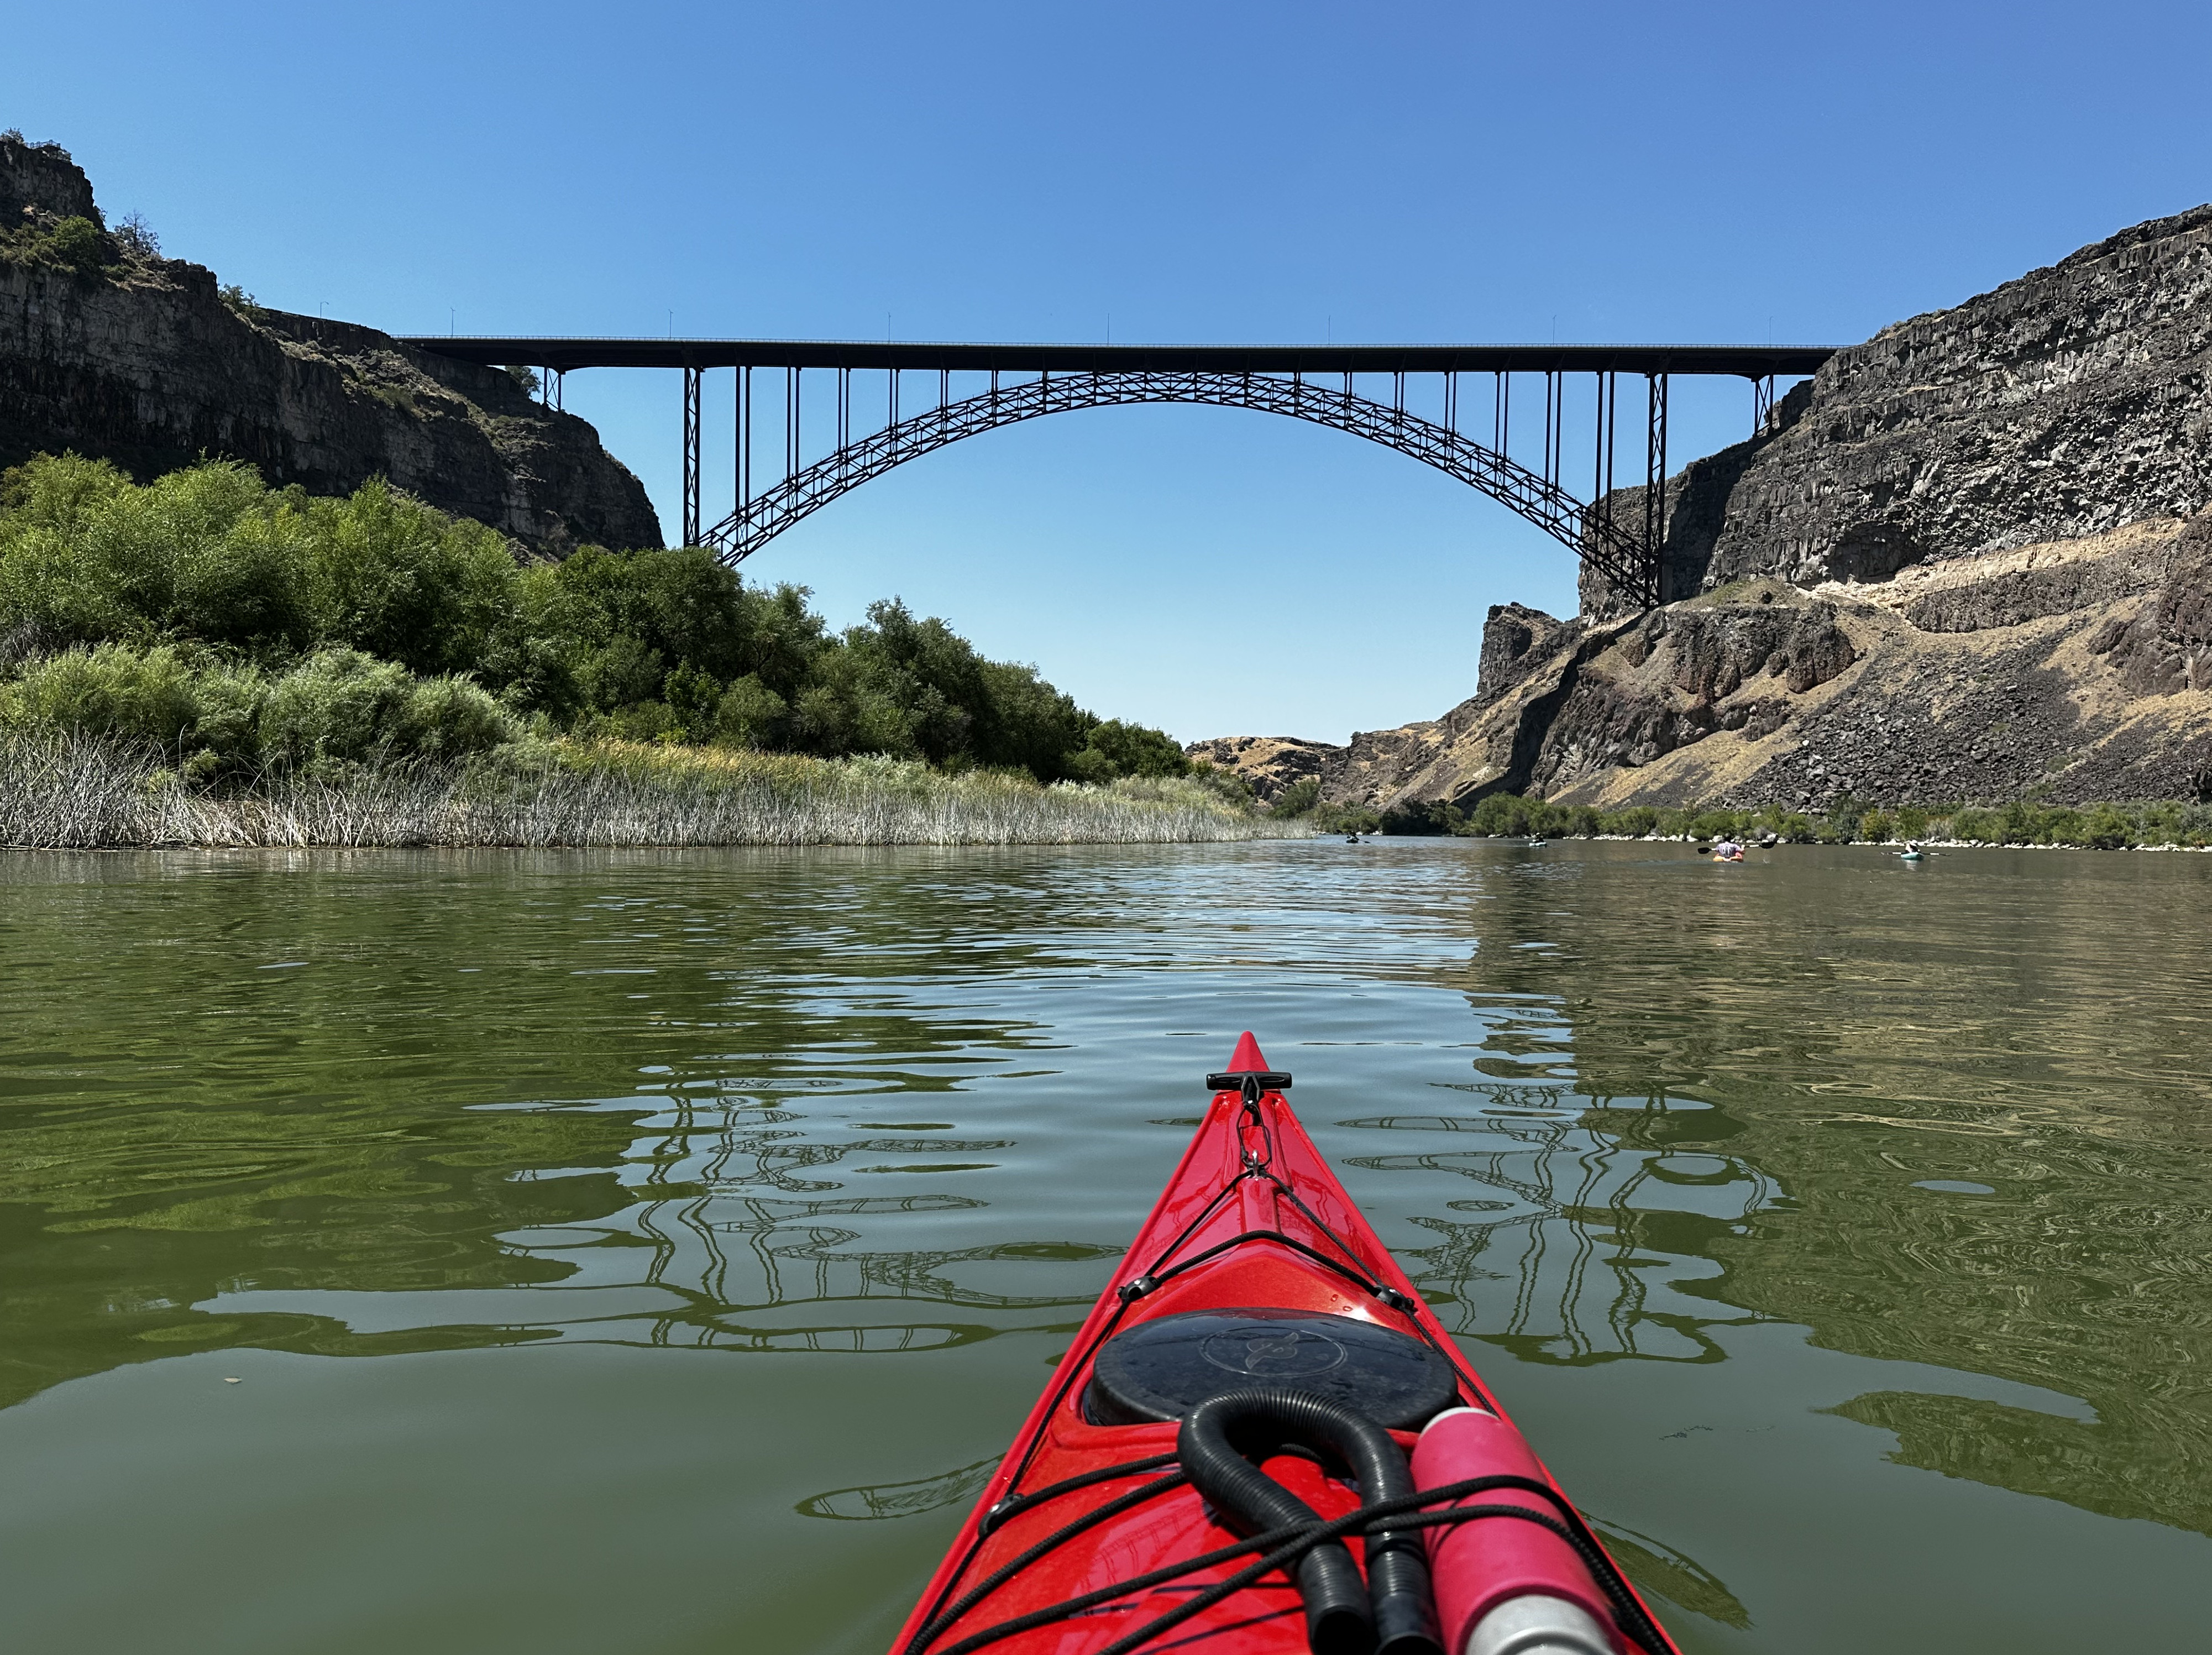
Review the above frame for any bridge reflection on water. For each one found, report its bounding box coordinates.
[1354,1092,1780,1368]
[520,1071,1781,1371]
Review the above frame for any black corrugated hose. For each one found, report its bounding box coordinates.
[1177,1387,1439,1655]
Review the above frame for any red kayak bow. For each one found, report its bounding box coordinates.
[893,1036,1680,1655]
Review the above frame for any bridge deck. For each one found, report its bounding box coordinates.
[403,337,1836,379]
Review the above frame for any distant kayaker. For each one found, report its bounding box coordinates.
[1714,837,1746,862]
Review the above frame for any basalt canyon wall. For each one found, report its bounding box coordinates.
[0,136,660,555]
[1192,206,2212,811]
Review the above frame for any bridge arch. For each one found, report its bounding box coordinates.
[407,338,1840,612]
[700,370,1655,601]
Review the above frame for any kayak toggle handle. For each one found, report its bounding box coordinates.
[1117,1276,1160,1303]
[1207,1070,1292,1100]
[1373,1286,1416,1313]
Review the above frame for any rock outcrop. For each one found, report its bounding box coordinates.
[1192,203,2212,811]
[1181,735,1338,804]
[1702,207,2212,591]
[0,135,660,555]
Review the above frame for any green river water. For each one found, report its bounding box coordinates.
[2,840,2207,1652]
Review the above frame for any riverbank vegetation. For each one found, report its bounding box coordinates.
[0,734,1272,849]
[1363,790,2212,850]
[0,455,1273,846]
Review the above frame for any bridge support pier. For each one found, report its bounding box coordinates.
[682,366,703,547]
[1645,374,1669,602]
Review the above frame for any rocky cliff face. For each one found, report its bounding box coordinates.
[1191,203,2212,811]
[1702,206,2211,591]
[0,136,660,554]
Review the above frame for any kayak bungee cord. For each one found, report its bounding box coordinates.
[908,1470,1194,1655]
[976,1452,1181,1538]
[916,1473,1671,1655]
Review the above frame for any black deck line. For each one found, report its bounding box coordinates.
[400,337,1838,379]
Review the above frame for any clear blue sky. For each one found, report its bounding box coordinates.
[8,2,2209,741]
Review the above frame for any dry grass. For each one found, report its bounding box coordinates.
[0,735,1297,849]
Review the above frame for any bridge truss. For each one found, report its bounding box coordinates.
[408,339,1833,612]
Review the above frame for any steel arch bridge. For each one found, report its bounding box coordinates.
[407,338,1835,610]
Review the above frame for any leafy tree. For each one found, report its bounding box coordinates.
[663,661,724,741]
[712,675,789,748]
[307,480,519,675]
[1070,718,1190,781]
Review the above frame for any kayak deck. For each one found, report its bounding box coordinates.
[897,1036,1674,1655]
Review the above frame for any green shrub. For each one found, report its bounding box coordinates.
[1467,793,1535,836]
[0,458,516,672]
[1382,798,1466,836]
[186,660,271,771]
[1859,810,1895,843]
[1059,745,1115,784]
[2081,805,2134,850]
[1606,805,1660,837]
[1068,717,1190,781]
[0,214,108,276]
[712,674,789,748]
[583,699,684,746]
[307,480,521,675]
[256,648,512,769]
[2035,806,2083,846]
[1995,799,2037,845]
[576,632,667,711]
[662,661,724,740]
[0,457,149,646]
[1182,764,1256,811]
[1270,776,1322,818]
[1311,802,1383,834]
[0,642,201,746]
[1951,808,2001,844]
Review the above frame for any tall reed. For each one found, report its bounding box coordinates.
[0,734,1296,849]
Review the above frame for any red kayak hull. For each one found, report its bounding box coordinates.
[892,1035,1676,1655]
